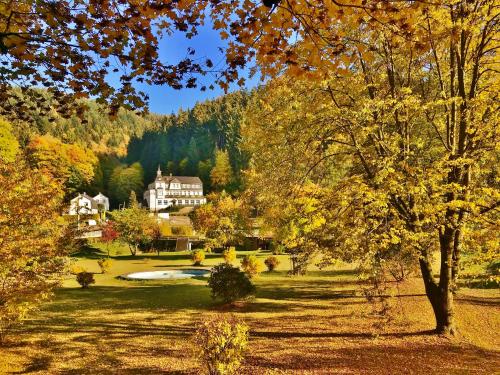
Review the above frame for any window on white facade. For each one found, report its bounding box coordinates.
[195,200,200,204]
[157,200,162,205]
[163,200,168,204]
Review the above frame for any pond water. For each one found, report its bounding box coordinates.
[121,269,210,280]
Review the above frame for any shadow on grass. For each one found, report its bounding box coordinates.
[70,245,106,259]
[12,355,52,374]
[24,320,195,339]
[456,296,500,307]
[246,341,500,373]
[44,284,213,313]
[251,329,436,340]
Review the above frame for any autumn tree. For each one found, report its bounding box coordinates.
[191,192,250,251]
[198,0,498,336]
[26,134,97,198]
[101,221,119,258]
[210,149,234,191]
[0,119,67,342]
[244,52,497,335]
[112,192,157,256]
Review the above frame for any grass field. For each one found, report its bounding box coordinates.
[1,243,499,374]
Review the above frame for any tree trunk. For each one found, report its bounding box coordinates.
[418,234,457,335]
[129,244,137,256]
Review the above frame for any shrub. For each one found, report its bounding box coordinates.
[76,272,95,288]
[240,255,264,278]
[223,247,237,264]
[193,314,249,375]
[97,258,113,274]
[264,256,280,272]
[191,249,206,266]
[208,263,255,304]
[69,264,86,275]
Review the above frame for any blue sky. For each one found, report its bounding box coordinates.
[130,23,260,115]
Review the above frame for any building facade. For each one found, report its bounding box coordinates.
[93,192,110,211]
[143,166,207,212]
[69,193,109,215]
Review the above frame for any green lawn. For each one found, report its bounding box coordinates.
[1,242,499,374]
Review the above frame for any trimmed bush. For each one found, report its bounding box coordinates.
[191,249,206,266]
[193,314,249,375]
[223,247,237,264]
[76,272,95,288]
[208,263,255,304]
[241,255,264,278]
[97,258,113,274]
[264,256,280,272]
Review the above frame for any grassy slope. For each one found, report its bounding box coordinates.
[1,243,499,374]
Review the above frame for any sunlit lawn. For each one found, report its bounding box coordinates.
[2,243,499,374]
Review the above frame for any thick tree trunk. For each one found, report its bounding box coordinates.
[419,232,457,335]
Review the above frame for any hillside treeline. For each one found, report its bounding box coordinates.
[5,88,250,207]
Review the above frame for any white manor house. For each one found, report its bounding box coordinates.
[144,166,207,211]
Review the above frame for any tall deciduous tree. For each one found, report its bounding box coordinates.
[225,0,499,336]
[0,119,66,341]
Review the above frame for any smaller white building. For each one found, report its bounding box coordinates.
[69,192,109,215]
[93,192,110,211]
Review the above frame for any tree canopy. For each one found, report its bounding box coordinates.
[242,0,499,334]
[0,118,67,341]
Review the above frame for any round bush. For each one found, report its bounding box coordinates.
[76,272,95,288]
[223,247,237,264]
[264,256,280,271]
[208,263,255,304]
[240,255,264,278]
[193,314,249,375]
[191,249,206,266]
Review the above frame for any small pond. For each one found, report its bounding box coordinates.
[120,269,210,280]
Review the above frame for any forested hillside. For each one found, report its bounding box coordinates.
[126,90,250,193]
[6,89,251,207]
